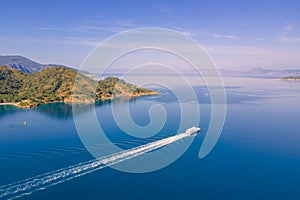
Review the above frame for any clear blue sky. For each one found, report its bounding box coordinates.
[1,0,300,69]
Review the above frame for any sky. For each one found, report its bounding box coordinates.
[1,0,300,70]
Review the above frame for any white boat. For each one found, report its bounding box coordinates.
[185,126,201,136]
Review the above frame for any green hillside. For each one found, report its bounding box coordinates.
[0,66,26,102]
[0,66,158,108]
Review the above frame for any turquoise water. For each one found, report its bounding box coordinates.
[1,77,300,199]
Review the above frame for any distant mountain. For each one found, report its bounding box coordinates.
[0,55,70,73]
[247,68,300,77]
[0,66,158,108]
[220,67,300,78]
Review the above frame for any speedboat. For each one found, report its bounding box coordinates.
[185,126,201,136]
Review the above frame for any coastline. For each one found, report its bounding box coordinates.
[276,76,300,81]
[277,78,300,81]
[0,91,159,109]
[0,102,19,107]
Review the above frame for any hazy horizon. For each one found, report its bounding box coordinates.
[1,0,300,70]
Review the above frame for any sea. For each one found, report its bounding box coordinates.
[0,76,300,200]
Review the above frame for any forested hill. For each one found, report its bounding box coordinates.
[0,66,157,108]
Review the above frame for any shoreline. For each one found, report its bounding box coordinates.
[0,102,19,106]
[0,92,159,109]
[277,78,300,81]
[276,76,300,81]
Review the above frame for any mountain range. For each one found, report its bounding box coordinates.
[0,55,71,74]
[220,68,300,78]
[1,55,299,78]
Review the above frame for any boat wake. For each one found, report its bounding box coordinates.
[0,129,199,200]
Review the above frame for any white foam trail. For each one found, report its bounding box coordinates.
[0,133,191,200]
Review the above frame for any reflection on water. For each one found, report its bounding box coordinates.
[35,102,94,120]
[35,103,74,120]
[0,96,150,121]
[0,105,24,119]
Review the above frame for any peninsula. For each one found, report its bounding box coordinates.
[0,66,158,108]
[278,76,300,81]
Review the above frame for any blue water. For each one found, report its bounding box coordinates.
[0,77,300,199]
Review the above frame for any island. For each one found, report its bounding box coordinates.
[277,76,300,81]
[0,66,158,108]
